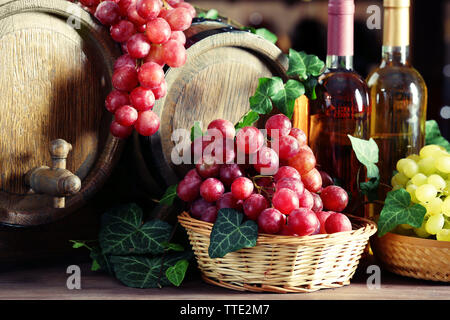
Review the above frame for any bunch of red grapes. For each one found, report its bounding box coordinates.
[177,114,353,236]
[79,0,195,138]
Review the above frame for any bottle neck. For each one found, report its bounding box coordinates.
[381,46,410,67]
[326,55,353,70]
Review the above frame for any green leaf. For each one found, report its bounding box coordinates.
[235,110,260,130]
[99,203,172,255]
[111,252,193,288]
[249,77,283,115]
[166,259,189,287]
[71,241,86,249]
[304,54,325,77]
[303,77,318,100]
[208,209,258,259]
[197,12,206,18]
[90,246,114,275]
[425,120,450,152]
[271,79,305,119]
[91,260,101,272]
[254,28,277,44]
[287,49,308,79]
[161,241,184,252]
[347,135,379,171]
[159,184,178,206]
[378,189,427,237]
[190,121,204,142]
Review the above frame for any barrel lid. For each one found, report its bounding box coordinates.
[0,0,123,226]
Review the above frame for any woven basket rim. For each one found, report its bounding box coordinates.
[377,231,450,249]
[178,211,377,244]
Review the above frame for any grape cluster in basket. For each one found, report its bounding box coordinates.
[392,144,450,241]
[80,0,195,138]
[177,114,354,236]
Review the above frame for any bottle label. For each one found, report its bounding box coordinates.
[324,98,370,119]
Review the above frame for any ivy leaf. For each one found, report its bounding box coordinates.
[90,246,114,275]
[235,110,260,130]
[249,77,283,115]
[303,77,318,100]
[111,252,193,289]
[91,260,101,272]
[254,28,277,44]
[208,209,258,259]
[271,79,305,119]
[287,49,308,79]
[377,189,427,237]
[99,203,172,255]
[161,241,185,252]
[204,9,219,19]
[166,259,189,287]
[71,241,86,249]
[425,120,450,152]
[190,121,203,142]
[304,54,325,77]
[159,184,178,206]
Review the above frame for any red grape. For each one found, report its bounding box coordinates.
[324,213,352,233]
[145,18,171,44]
[272,135,300,160]
[200,178,225,202]
[177,178,201,202]
[287,146,316,175]
[112,66,138,92]
[134,110,160,136]
[279,223,297,236]
[110,20,136,43]
[320,186,349,212]
[136,0,161,21]
[114,54,136,70]
[253,146,279,175]
[302,168,322,193]
[200,206,218,223]
[126,33,151,59]
[105,90,130,113]
[127,3,147,25]
[272,188,299,215]
[80,0,100,7]
[165,7,193,31]
[210,138,236,164]
[190,198,214,219]
[191,135,213,159]
[273,166,301,182]
[162,40,187,68]
[166,0,182,6]
[311,193,323,213]
[110,120,133,139]
[288,208,320,236]
[118,0,135,16]
[231,177,254,200]
[173,2,196,18]
[169,31,186,45]
[243,194,268,220]
[130,86,155,111]
[115,105,138,126]
[185,168,202,183]
[207,119,236,140]
[144,44,165,66]
[138,62,165,89]
[298,189,314,210]
[275,177,304,199]
[95,1,121,26]
[236,126,264,155]
[219,164,244,186]
[289,128,307,147]
[216,192,239,210]
[196,156,220,178]
[258,208,285,234]
[152,80,167,99]
[319,170,334,188]
[315,211,332,234]
[265,114,291,138]
[158,7,170,19]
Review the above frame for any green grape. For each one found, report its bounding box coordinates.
[414,217,430,238]
[420,145,446,159]
[400,159,419,178]
[392,172,409,186]
[407,154,421,162]
[443,215,450,229]
[442,197,450,217]
[415,184,438,203]
[406,184,419,203]
[400,223,413,230]
[435,155,450,174]
[418,157,437,175]
[425,214,445,235]
[436,229,450,241]
[411,173,428,186]
[392,185,403,191]
[396,158,409,172]
[424,197,443,215]
[427,174,446,191]
[444,181,450,196]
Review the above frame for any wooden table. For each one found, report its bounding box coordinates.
[0,258,448,300]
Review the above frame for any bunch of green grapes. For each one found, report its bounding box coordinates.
[391,144,450,242]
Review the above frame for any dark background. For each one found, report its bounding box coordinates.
[192,0,450,140]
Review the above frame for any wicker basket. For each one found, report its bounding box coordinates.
[178,212,377,293]
[372,232,450,282]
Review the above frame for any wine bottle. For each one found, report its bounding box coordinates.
[309,0,371,214]
[366,0,427,186]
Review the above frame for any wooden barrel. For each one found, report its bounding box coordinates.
[0,0,123,226]
[134,19,288,198]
